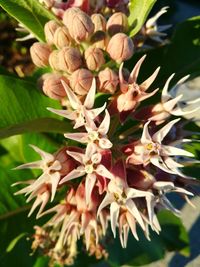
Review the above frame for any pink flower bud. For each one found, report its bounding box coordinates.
[107,33,134,63]
[44,20,60,44]
[98,67,118,94]
[90,31,109,50]
[53,26,72,48]
[106,12,128,36]
[30,42,52,67]
[84,47,105,71]
[63,7,94,42]
[48,50,60,71]
[70,68,93,95]
[91,13,106,32]
[42,73,68,100]
[54,146,78,176]
[58,47,82,73]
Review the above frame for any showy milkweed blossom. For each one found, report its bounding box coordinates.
[12,1,200,266]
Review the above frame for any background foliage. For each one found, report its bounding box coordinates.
[0,0,199,266]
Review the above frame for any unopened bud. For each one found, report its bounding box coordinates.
[63,7,94,42]
[30,42,51,67]
[42,73,68,100]
[91,13,106,32]
[54,147,77,176]
[53,26,72,48]
[44,20,60,44]
[107,12,128,35]
[70,68,93,95]
[58,47,82,73]
[90,31,109,50]
[84,47,105,71]
[107,33,134,63]
[98,67,118,94]
[49,50,60,71]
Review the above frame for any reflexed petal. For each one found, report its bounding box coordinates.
[126,212,138,241]
[50,172,60,202]
[139,88,159,101]
[29,144,54,162]
[140,67,160,91]
[13,160,43,170]
[61,80,81,109]
[84,78,96,109]
[146,6,169,28]
[153,181,174,191]
[97,193,114,216]
[65,132,88,143]
[152,118,180,143]
[99,138,112,149]
[67,150,85,163]
[141,121,152,144]
[150,157,176,174]
[47,108,77,120]
[98,110,110,135]
[173,187,194,196]
[110,202,120,238]
[126,199,145,230]
[163,94,182,112]
[162,145,194,157]
[85,143,97,160]
[171,106,200,116]
[85,173,97,205]
[96,164,114,179]
[88,103,107,119]
[161,73,175,102]
[59,168,85,184]
[129,55,146,83]
[126,187,153,199]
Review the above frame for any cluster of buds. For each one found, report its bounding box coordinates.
[29,6,135,100]
[13,3,200,266]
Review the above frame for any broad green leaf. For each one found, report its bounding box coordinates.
[0,75,72,139]
[0,0,56,42]
[128,0,157,37]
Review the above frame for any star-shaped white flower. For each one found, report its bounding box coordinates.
[48,79,106,129]
[65,109,112,149]
[127,119,194,176]
[13,145,62,217]
[97,160,153,239]
[59,143,114,204]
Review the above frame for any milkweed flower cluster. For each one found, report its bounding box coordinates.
[13,2,200,266]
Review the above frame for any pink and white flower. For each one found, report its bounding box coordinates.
[126,119,194,176]
[48,79,106,129]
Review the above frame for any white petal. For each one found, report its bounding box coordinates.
[162,145,194,157]
[65,132,88,143]
[110,202,120,238]
[13,160,43,170]
[50,172,60,202]
[67,150,85,164]
[161,73,175,102]
[59,169,85,184]
[141,121,152,144]
[152,118,180,143]
[61,80,81,109]
[163,95,182,112]
[126,199,145,230]
[47,108,77,120]
[99,138,113,149]
[98,110,110,135]
[85,173,97,205]
[96,164,114,179]
[97,193,114,216]
[29,144,54,162]
[84,78,96,109]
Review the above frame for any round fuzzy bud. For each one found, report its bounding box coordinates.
[90,31,109,50]
[42,73,68,100]
[49,50,60,71]
[54,147,77,176]
[58,47,82,73]
[53,26,72,48]
[63,7,94,43]
[98,67,118,94]
[106,12,128,36]
[44,20,60,44]
[70,68,93,96]
[107,33,134,63]
[84,47,105,71]
[30,42,51,67]
[91,13,106,32]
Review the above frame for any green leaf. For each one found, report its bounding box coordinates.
[6,233,27,252]
[0,75,72,139]
[128,0,157,37]
[33,257,50,267]
[0,0,56,42]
